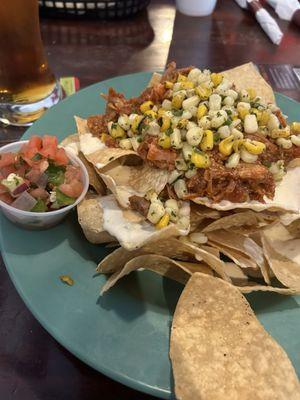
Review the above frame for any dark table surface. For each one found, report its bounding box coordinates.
[0,1,300,399]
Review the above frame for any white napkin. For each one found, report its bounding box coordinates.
[253,7,283,45]
[266,0,300,21]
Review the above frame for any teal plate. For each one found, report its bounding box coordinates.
[1,72,300,399]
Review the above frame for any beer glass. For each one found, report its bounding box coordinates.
[0,0,62,126]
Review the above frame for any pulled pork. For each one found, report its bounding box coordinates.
[137,136,178,171]
[186,159,275,203]
[129,195,150,217]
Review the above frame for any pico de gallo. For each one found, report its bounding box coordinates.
[0,135,84,212]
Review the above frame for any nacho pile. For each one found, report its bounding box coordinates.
[61,62,300,398]
[61,62,300,296]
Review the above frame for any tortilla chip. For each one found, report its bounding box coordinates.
[74,115,90,134]
[239,285,300,295]
[224,262,249,286]
[97,247,146,274]
[74,116,140,169]
[262,231,300,291]
[208,240,258,271]
[175,239,230,282]
[222,62,275,104]
[207,230,270,284]
[60,133,80,147]
[192,166,300,213]
[100,163,170,208]
[98,195,189,250]
[170,273,300,400]
[79,152,106,194]
[202,210,272,233]
[100,254,215,294]
[77,195,115,244]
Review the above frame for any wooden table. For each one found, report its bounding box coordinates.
[0,1,299,398]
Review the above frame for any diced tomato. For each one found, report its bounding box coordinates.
[30,188,49,200]
[0,165,17,178]
[0,152,16,168]
[55,148,69,166]
[65,165,81,183]
[0,183,7,194]
[42,135,58,148]
[0,192,13,204]
[59,180,83,198]
[39,146,56,159]
[28,136,42,150]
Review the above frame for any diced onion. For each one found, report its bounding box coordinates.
[11,191,37,211]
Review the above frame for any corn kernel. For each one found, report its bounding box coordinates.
[247,88,256,100]
[165,81,174,89]
[243,140,266,155]
[156,213,170,229]
[140,101,154,114]
[144,110,157,119]
[158,134,171,149]
[177,74,187,82]
[111,123,126,139]
[259,110,270,126]
[211,73,223,87]
[191,150,211,168]
[180,81,194,90]
[101,133,108,142]
[160,115,171,132]
[238,108,249,120]
[157,108,165,117]
[172,93,185,109]
[270,127,290,139]
[195,86,212,99]
[219,135,234,156]
[131,115,144,134]
[250,108,262,121]
[197,104,208,120]
[178,118,189,129]
[233,139,244,153]
[200,130,214,151]
[291,122,300,134]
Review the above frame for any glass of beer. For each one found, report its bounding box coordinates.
[0,0,62,126]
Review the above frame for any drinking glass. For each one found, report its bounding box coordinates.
[0,0,62,126]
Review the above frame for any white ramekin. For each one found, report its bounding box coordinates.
[0,140,89,230]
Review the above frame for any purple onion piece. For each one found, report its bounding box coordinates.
[36,172,48,189]
[11,191,37,211]
[12,182,29,197]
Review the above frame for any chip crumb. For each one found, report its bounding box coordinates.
[60,275,74,286]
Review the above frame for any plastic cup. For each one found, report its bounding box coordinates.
[176,0,217,16]
[0,140,89,230]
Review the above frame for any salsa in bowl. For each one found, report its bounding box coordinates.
[0,136,89,229]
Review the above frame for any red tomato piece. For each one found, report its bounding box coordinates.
[55,148,69,166]
[28,136,42,150]
[0,152,16,168]
[39,146,56,159]
[65,165,81,183]
[0,192,13,204]
[0,165,17,178]
[59,180,83,198]
[42,135,58,149]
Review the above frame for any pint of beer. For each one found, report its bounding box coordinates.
[0,0,61,126]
